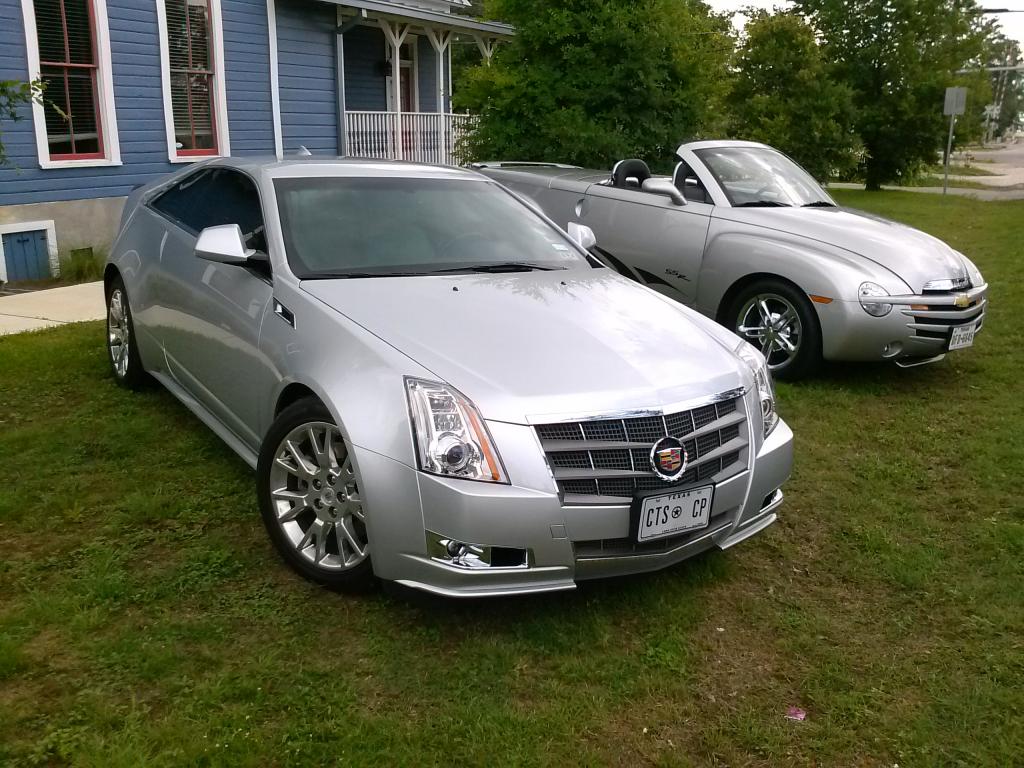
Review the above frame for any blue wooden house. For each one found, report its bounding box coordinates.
[0,0,511,282]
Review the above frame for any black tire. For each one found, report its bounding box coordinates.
[257,397,374,591]
[105,274,148,390]
[726,279,822,381]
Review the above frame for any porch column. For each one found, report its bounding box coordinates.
[424,27,452,113]
[379,18,410,160]
[474,35,498,66]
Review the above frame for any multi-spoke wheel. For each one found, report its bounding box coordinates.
[728,279,821,380]
[105,275,146,389]
[257,399,373,589]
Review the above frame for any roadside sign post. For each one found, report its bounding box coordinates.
[943,87,967,196]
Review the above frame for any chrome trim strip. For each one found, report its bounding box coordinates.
[885,283,988,306]
[526,386,748,425]
[894,353,946,368]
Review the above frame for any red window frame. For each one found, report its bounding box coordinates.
[36,0,105,161]
[167,0,219,158]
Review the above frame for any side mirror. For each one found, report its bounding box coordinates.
[567,222,597,251]
[642,177,687,206]
[195,224,255,266]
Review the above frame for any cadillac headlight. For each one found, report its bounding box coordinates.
[736,342,778,437]
[405,378,507,483]
[858,281,892,317]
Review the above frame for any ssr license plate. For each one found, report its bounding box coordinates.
[949,323,976,350]
[635,486,714,543]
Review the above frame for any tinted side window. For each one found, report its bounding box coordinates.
[151,168,266,252]
[151,169,216,228]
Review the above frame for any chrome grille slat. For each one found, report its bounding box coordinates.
[536,394,749,502]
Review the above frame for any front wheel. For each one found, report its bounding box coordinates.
[256,398,373,590]
[727,280,821,380]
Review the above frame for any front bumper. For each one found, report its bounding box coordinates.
[816,283,988,364]
[355,418,794,598]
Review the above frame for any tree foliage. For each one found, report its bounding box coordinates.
[794,0,992,189]
[727,12,860,181]
[455,0,733,170]
[0,80,41,166]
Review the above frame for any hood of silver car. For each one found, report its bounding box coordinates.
[302,270,746,424]
[715,205,968,292]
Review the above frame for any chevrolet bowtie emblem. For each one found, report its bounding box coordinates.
[953,294,970,308]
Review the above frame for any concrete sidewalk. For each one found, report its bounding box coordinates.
[0,281,105,336]
[829,182,1024,201]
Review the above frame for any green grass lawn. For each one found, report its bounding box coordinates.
[1,191,1022,766]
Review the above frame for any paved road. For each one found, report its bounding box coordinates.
[829,182,1024,200]
[0,281,104,335]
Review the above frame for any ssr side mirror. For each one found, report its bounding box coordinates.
[567,222,597,251]
[642,177,687,206]
[195,224,256,266]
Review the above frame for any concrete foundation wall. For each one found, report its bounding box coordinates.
[0,197,127,257]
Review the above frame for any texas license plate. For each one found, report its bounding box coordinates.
[949,323,976,350]
[635,486,714,543]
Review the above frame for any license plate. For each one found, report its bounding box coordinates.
[949,323,976,350]
[635,486,714,543]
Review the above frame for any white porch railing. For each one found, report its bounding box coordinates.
[344,111,477,166]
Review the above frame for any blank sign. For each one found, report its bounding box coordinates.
[944,87,967,116]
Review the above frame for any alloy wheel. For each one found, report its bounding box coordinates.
[267,422,368,571]
[736,293,803,371]
[107,288,131,379]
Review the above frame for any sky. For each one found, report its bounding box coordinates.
[705,1,1024,48]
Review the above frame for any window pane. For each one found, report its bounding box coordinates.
[165,0,216,154]
[187,0,211,70]
[65,68,99,153]
[34,0,66,63]
[166,0,190,70]
[151,169,214,230]
[63,0,94,65]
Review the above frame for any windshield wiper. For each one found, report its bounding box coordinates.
[303,271,426,279]
[430,262,566,274]
[802,200,836,207]
[736,200,792,208]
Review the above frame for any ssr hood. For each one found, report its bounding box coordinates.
[716,205,969,293]
[302,270,747,424]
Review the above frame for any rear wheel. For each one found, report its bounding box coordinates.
[105,275,147,389]
[257,398,373,590]
[727,279,821,380]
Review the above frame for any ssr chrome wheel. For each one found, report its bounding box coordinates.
[737,294,802,370]
[728,279,821,380]
[257,399,373,589]
[105,275,146,390]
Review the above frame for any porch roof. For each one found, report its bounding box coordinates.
[322,0,515,37]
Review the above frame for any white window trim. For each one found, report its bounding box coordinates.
[384,34,420,113]
[20,0,122,169]
[0,220,60,282]
[155,0,231,163]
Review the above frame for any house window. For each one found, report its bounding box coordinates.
[33,0,103,159]
[164,0,218,156]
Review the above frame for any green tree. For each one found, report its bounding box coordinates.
[794,0,992,189]
[455,0,733,170]
[727,11,860,181]
[0,80,41,166]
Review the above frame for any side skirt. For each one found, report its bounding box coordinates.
[150,370,259,470]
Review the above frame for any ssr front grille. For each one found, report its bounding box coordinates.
[902,291,987,342]
[535,395,748,504]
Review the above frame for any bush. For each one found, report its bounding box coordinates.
[60,247,104,284]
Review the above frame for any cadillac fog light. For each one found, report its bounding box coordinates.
[427,532,528,570]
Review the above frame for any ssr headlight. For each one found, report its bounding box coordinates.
[736,342,779,438]
[960,255,984,287]
[858,281,892,317]
[405,378,507,483]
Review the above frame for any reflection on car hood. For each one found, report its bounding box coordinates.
[302,270,746,424]
[715,205,969,292]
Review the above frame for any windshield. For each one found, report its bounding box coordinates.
[694,147,834,208]
[274,177,590,278]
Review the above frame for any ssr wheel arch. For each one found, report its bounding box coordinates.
[716,272,820,329]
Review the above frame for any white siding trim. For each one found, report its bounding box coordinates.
[155,0,231,162]
[0,220,60,282]
[266,0,283,159]
[19,0,122,169]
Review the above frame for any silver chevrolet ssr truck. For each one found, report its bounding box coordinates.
[477,140,989,379]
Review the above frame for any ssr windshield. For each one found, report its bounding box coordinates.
[274,177,591,278]
[694,147,834,208]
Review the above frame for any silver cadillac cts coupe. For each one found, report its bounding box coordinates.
[477,140,990,379]
[104,157,792,597]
